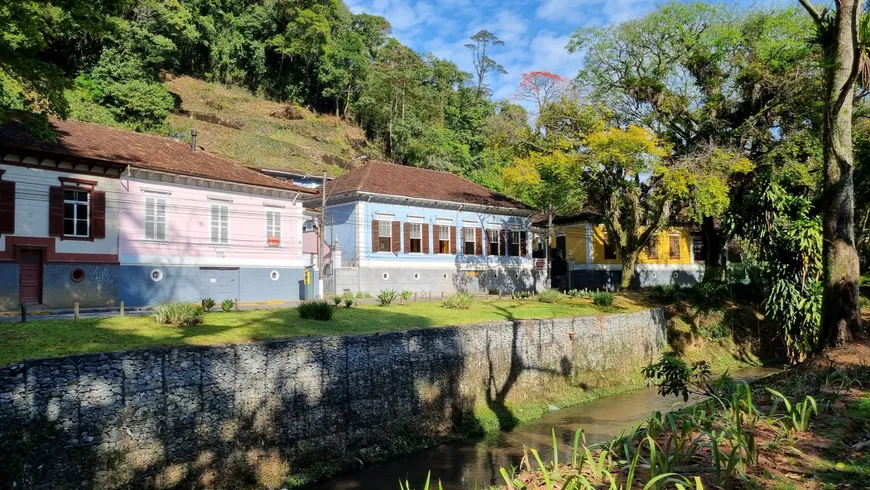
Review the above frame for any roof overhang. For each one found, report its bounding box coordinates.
[305,190,535,217]
[128,167,303,201]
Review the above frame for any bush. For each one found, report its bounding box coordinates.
[296,300,335,321]
[332,296,342,306]
[221,299,235,312]
[202,298,216,311]
[538,288,562,303]
[512,290,532,300]
[400,290,413,302]
[567,288,592,299]
[154,302,204,326]
[377,289,397,306]
[344,297,354,308]
[592,291,614,306]
[442,291,473,309]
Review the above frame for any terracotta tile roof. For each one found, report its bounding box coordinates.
[321,160,531,211]
[0,116,314,193]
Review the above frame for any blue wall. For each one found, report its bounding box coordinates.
[0,263,18,310]
[326,202,359,263]
[239,267,307,302]
[326,200,532,266]
[43,264,120,309]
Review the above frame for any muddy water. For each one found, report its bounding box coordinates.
[306,367,778,490]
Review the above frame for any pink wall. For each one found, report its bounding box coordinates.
[119,177,303,265]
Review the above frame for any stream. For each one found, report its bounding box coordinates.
[306,366,778,490]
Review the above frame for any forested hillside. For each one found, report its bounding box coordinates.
[1,0,517,182]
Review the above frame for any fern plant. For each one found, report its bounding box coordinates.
[221,299,235,312]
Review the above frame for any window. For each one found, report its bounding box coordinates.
[603,233,617,260]
[487,229,500,256]
[378,220,392,252]
[63,189,89,237]
[646,238,658,259]
[144,196,167,241]
[509,231,521,257]
[266,210,281,247]
[210,204,229,244]
[463,227,475,254]
[438,225,451,254]
[409,223,422,253]
[669,235,681,259]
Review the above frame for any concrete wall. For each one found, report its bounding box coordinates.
[569,265,704,291]
[42,264,119,308]
[0,308,665,489]
[333,266,547,296]
[0,262,19,310]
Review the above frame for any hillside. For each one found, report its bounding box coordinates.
[162,75,372,176]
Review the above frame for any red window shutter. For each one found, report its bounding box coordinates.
[433,225,440,254]
[422,224,430,254]
[449,226,457,254]
[404,222,411,253]
[520,231,528,257]
[49,186,64,236]
[372,220,379,252]
[475,228,483,255]
[91,191,106,239]
[499,230,507,256]
[391,221,400,253]
[0,181,15,235]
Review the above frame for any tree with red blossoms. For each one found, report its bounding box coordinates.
[513,71,570,116]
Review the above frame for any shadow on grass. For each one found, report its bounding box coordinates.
[0,304,616,490]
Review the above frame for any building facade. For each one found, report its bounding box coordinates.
[0,116,317,310]
[547,216,703,290]
[310,161,543,295]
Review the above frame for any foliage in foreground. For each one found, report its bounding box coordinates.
[153,302,203,326]
[537,289,562,304]
[442,292,473,309]
[592,291,614,307]
[296,300,335,321]
[378,289,398,306]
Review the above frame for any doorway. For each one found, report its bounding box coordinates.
[18,249,43,304]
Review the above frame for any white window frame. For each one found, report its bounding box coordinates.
[144,196,168,242]
[438,225,451,253]
[463,227,476,254]
[63,189,90,237]
[408,222,423,254]
[210,203,229,245]
[266,209,282,247]
[378,220,392,252]
[509,230,521,257]
[487,228,500,256]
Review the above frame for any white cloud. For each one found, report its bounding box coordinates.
[536,0,657,25]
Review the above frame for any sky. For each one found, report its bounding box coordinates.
[345,0,792,106]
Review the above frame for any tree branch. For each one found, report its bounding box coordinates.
[799,0,824,25]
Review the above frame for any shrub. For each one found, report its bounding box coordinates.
[400,290,413,302]
[202,298,216,311]
[154,302,204,326]
[377,289,397,306]
[221,299,235,312]
[442,291,473,309]
[512,290,532,300]
[592,291,614,306]
[296,300,335,320]
[344,297,354,308]
[538,288,562,303]
[332,296,342,306]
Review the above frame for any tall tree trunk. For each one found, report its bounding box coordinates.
[620,251,639,290]
[804,0,865,349]
[701,215,724,282]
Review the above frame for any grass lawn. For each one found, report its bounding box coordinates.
[0,296,649,366]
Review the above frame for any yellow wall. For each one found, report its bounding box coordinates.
[560,223,694,265]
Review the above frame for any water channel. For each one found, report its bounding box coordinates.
[307,366,778,490]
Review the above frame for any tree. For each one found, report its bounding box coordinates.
[799,0,866,348]
[579,126,671,289]
[568,2,821,279]
[465,30,507,96]
[320,32,370,117]
[513,71,569,117]
[503,150,586,265]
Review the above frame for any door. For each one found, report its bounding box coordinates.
[19,249,43,304]
[200,267,240,301]
[550,235,568,289]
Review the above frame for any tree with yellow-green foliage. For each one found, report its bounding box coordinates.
[577,125,670,289]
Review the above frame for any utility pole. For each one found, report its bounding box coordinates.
[318,172,327,273]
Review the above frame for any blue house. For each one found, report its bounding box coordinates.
[306,161,543,295]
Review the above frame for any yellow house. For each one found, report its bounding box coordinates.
[537,214,703,290]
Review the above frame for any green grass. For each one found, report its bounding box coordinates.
[0,298,639,366]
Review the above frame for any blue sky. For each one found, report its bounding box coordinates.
[346,0,793,105]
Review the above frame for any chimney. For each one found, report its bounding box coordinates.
[190,129,197,152]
